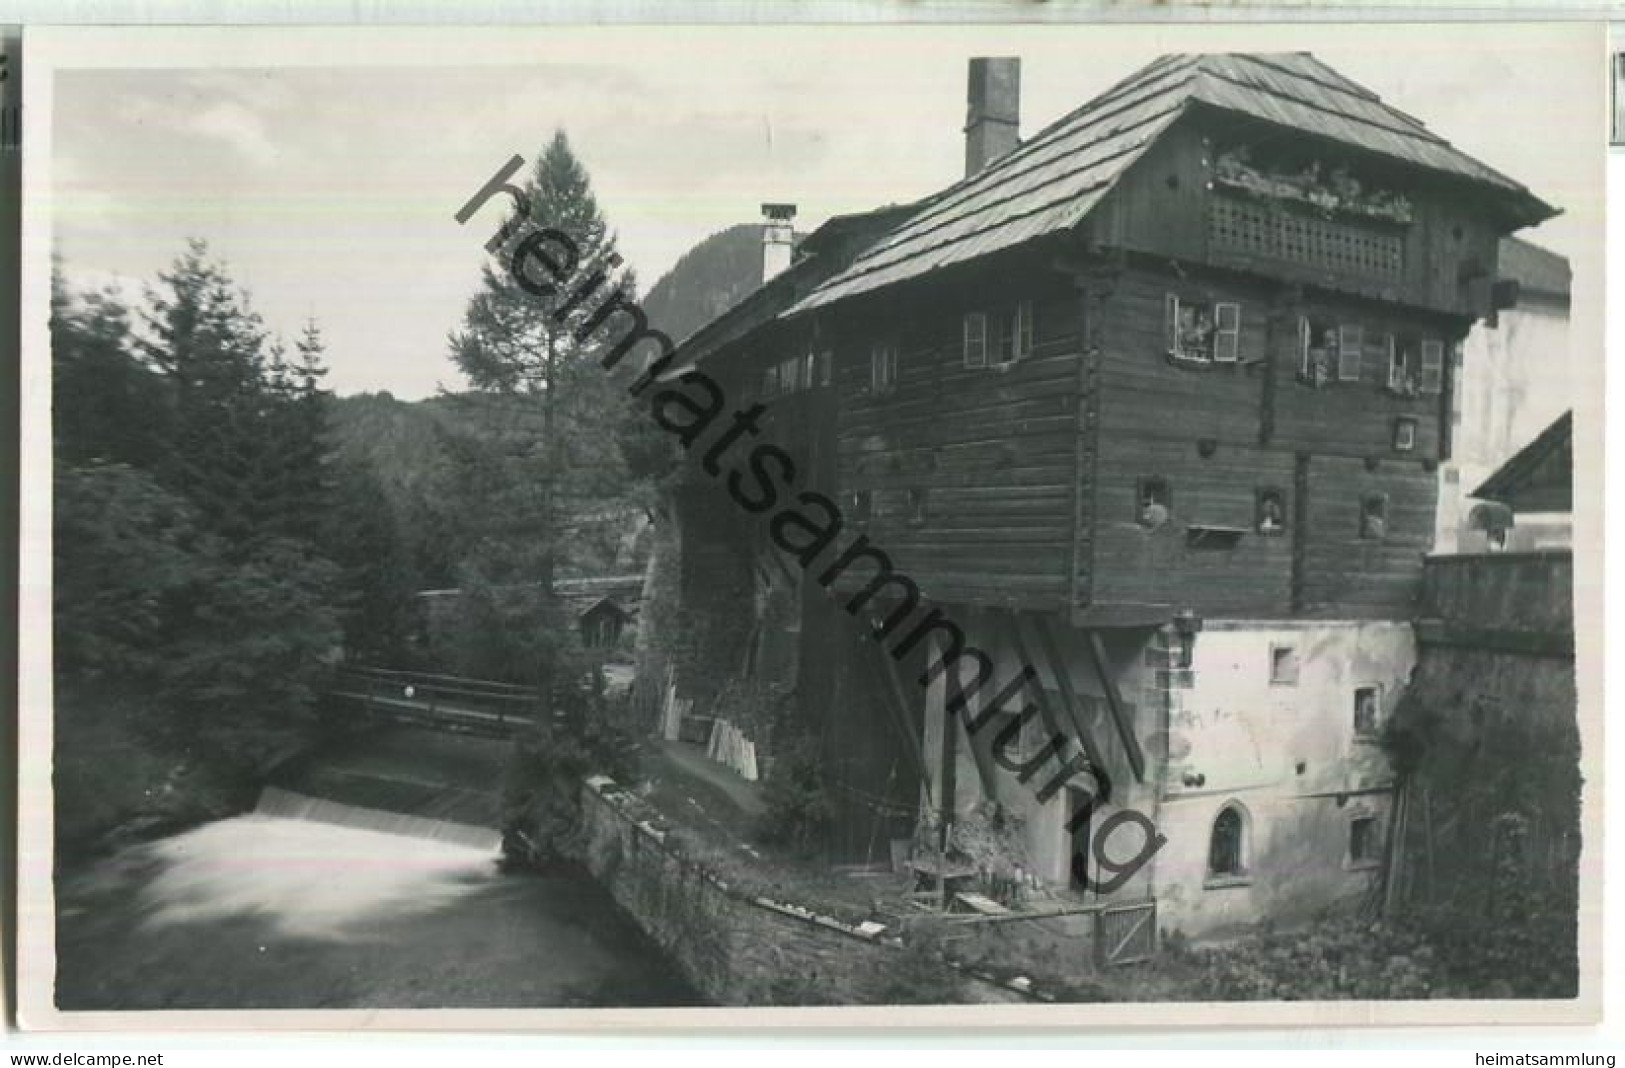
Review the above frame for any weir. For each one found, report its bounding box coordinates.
[255,786,502,852]
[262,722,513,849]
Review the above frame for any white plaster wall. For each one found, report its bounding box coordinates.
[920,613,1165,898]
[1150,620,1416,939]
[1439,302,1570,553]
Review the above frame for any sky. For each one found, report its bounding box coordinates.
[47,23,1599,400]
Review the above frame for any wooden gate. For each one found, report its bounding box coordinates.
[1095,900,1157,967]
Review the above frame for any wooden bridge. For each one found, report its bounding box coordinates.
[325,666,541,737]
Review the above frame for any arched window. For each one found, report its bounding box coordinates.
[1208,805,1247,878]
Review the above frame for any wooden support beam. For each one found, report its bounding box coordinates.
[932,634,958,853]
[945,625,1001,801]
[1024,613,1110,777]
[1084,628,1147,783]
[865,621,935,810]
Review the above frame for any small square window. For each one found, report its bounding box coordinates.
[1270,644,1299,686]
[1393,417,1418,452]
[1349,815,1380,866]
[1360,495,1388,540]
[1256,487,1287,535]
[1353,685,1381,737]
[1136,477,1171,530]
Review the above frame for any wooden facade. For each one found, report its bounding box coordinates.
[660,51,1555,865]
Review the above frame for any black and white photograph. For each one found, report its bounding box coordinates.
[13,19,1604,1029]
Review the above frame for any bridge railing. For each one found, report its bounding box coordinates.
[328,666,542,734]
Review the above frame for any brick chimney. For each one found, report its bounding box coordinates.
[964,57,1020,178]
[761,202,796,282]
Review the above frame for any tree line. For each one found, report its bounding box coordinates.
[52,241,418,769]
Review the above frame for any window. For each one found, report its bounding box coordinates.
[963,312,988,369]
[1270,644,1299,686]
[1386,334,1415,394]
[1136,477,1171,530]
[1360,494,1388,540]
[1393,416,1418,452]
[1348,815,1380,866]
[996,300,1035,365]
[1419,339,1446,394]
[1165,295,1241,364]
[870,341,898,395]
[849,490,872,524]
[1256,487,1287,535]
[1298,315,1336,386]
[1353,685,1381,738]
[1208,805,1248,880]
[1337,323,1363,382]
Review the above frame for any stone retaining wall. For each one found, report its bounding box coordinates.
[578,775,1040,1007]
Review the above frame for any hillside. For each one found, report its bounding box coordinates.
[639,223,769,345]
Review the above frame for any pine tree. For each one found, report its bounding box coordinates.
[447,130,640,588]
[138,240,274,545]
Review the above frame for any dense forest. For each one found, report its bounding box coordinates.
[51,129,765,856]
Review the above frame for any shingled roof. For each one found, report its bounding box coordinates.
[790,52,1557,315]
[1472,410,1573,514]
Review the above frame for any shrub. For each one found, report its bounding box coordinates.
[1190,915,1439,1000]
[754,732,834,855]
[499,674,641,868]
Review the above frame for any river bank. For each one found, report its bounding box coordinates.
[54,793,703,1010]
[52,683,291,862]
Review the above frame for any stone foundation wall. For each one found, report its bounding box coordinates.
[577,776,1035,1007]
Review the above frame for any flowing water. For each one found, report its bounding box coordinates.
[54,737,701,1011]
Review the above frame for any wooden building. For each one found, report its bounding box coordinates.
[652,52,1556,938]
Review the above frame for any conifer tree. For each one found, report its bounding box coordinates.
[447,130,639,588]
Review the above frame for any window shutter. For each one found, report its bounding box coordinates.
[782,357,801,392]
[1420,339,1445,394]
[963,312,987,369]
[803,350,817,388]
[1165,294,1181,356]
[1213,302,1241,363]
[1016,300,1035,359]
[1298,316,1311,377]
[1337,324,1363,381]
[1386,335,1402,389]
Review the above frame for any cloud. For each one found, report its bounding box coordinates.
[188,101,282,167]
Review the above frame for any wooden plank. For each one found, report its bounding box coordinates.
[1027,614,1112,777]
[866,625,935,810]
[1085,629,1146,783]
